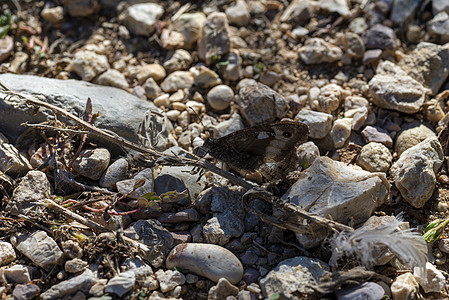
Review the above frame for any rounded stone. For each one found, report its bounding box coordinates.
[207,85,234,110]
[166,243,244,284]
[356,142,392,173]
[99,158,129,188]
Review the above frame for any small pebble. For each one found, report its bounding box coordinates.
[207,85,234,110]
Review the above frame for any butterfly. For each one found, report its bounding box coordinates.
[198,120,309,178]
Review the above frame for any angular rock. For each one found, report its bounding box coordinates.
[368,73,426,114]
[282,157,390,248]
[116,168,153,199]
[158,208,200,223]
[391,137,443,208]
[164,49,192,73]
[40,6,64,23]
[317,0,350,17]
[105,270,136,297]
[96,69,129,90]
[166,243,244,284]
[154,269,185,292]
[297,141,320,169]
[0,143,31,176]
[344,96,369,130]
[356,142,392,173]
[298,38,343,64]
[160,71,194,93]
[414,262,446,293]
[225,0,250,26]
[295,109,333,139]
[70,50,109,81]
[236,81,289,126]
[309,84,344,113]
[208,278,239,300]
[427,12,449,43]
[73,148,110,180]
[336,282,385,300]
[12,283,40,300]
[331,118,352,148]
[390,0,420,25]
[123,219,174,268]
[0,74,159,143]
[280,0,311,26]
[11,231,64,269]
[123,257,153,278]
[190,65,221,89]
[1,264,30,284]
[260,256,329,299]
[361,126,393,148]
[391,273,419,300]
[0,241,16,266]
[136,63,166,84]
[398,42,449,95]
[433,0,449,15]
[6,170,50,215]
[123,3,164,36]
[197,12,231,65]
[173,12,206,48]
[65,258,88,273]
[143,77,162,100]
[40,269,97,300]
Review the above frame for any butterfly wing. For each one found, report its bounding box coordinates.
[205,121,309,172]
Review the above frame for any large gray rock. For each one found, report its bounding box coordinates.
[282,156,390,248]
[0,73,159,143]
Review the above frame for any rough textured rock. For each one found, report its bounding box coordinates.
[40,269,97,300]
[70,50,109,81]
[356,142,392,173]
[260,256,329,299]
[395,122,437,156]
[391,137,444,208]
[198,12,231,65]
[391,273,419,300]
[295,109,333,139]
[236,81,288,126]
[282,157,390,248]
[298,38,343,64]
[414,262,446,293]
[73,148,110,180]
[122,3,164,36]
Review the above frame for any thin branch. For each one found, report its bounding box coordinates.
[21,122,89,134]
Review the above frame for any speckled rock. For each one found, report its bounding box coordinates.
[208,278,239,300]
[356,142,392,173]
[391,137,443,208]
[236,81,289,126]
[70,50,109,81]
[6,170,51,215]
[0,242,16,266]
[163,49,192,72]
[11,231,64,269]
[298,38,343,64]
[260,256,329,299]
[166,243,244,284]
[154,269,185,292]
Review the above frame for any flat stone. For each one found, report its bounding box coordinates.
[65,258,88,273]
[0,143,32,176]
[123,3,164,36]
[96,69,129,90]
[166,243,244,284]
[11,231,64,269]
[317,0,350,17]
[105,270,136,297]
[282,157,390,248]
[158,208,200,223]
[260,256,329,299]
[190,65,221,89]
[1,264,30,284]
[40,269,97,300]
[0,74,159,143]
[368,73,426,114]
[391,137,443,208]
[116,168,153,199]
[361,126,393,148]
[136,63,166,84]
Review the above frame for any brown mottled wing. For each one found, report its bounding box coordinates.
[206,121,309,171]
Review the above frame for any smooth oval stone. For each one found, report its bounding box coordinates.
[166,243,243,284]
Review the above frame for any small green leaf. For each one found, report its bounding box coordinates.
[218,60,229,66]
[0,25,9,38]
[210,54,217,61]
[159,189,188,202]
[21,36,28,44]
[139,192,160,201]
[133,178,146,189]
[270,293,280,300]
[135,197,150,208]
[423,218,449,243]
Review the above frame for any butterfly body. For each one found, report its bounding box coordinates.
[200,121,309,176]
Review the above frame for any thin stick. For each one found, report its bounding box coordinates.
[22,122,89,134]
